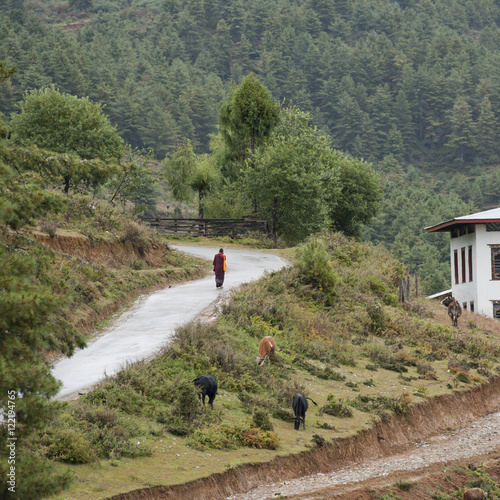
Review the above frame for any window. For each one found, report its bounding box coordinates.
[491,247,500,280]
[461,247,466,283]
[494,303,500,319]
[462,302,467,311]
[470,301,474,312]
[454,250,459,284]
[468,245,473,282]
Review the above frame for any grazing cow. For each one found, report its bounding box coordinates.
[256,335,276,365]
[463,488,487,500]
[441,296,462,327]
[193,375,217,409]
[292,393,318,431]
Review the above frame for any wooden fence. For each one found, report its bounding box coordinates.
[142,217,268,237]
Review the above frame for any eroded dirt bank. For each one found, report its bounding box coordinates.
[108,375,500,500]
[33,232,170,267]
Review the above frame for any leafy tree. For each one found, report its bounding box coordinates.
[218,73,280,168]
[10,86,124,193]
[326,152,382,238]
[243,105,332,244]
[107,148,158,215]
[162,141,219,218]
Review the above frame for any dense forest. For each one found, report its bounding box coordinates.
[2,0,500,292]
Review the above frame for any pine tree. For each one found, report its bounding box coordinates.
[394,90,414,157]
[447,97,477,163]
[211,19,232,79]
[69,0,93,11]
[476,96,498,161]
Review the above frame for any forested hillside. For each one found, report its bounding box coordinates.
[1,0,500,167]
[2,0,500,292]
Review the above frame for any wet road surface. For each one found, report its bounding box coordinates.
[52,245,288,400]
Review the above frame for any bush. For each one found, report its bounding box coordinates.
[38,427,97,463]
[170,380,203,424]
[240,428,279,449]
[296,237,338,301]
[187,425,279,451]
[252,408,274,431]
[350,393,411,415]
[319,395,353,418]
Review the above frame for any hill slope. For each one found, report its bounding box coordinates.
[32,232,500,500]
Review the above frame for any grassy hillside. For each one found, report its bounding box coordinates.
[3,194,209,342]
[30,231,500,499]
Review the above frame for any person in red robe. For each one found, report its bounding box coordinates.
[213,248,226,288]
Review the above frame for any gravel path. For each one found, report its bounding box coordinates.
[227,410,500,499]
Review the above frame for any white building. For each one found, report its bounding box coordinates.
[425,207,500,319]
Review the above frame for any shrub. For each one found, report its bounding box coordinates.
[296,237,338,301]
[319,395,353,418]
[39,218,58,237]
[170,380,203,424]
[84,380,148,415]
[252,408,274,431]
[367,302,386,334]
[240,428,279,449]
[350,392,411,415]
[187,425,239,451]
[394,479,413,491]
[121,221,151,256]
[417,363,438,380]
[38,427,97,463]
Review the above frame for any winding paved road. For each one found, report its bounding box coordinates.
[52,245,288,400]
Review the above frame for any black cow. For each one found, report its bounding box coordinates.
[193,375,218,409]
[441,296,462,327]
[292,393,317,431]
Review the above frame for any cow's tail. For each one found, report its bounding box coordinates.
[306,397,318,406]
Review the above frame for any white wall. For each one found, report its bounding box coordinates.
[450,225,500,318]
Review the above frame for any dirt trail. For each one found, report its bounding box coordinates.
[227,409,500,499]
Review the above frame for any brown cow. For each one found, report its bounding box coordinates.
[256,335,276,365]
[441,296,462,327]
[463,488,487,500]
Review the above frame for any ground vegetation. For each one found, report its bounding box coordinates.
[30,233,500,500]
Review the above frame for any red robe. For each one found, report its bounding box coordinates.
[213,252,226,275]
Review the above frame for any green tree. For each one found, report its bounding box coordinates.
[218,73,280,168]
[107,148,158,215]
[1,97,85,499]
[326,153,383,238]
[476,96,498,161]
[69,0,93,10]
[447,97,477,163]
[0,61,16,82]
[243,106,332,244]
[10,85,124,193]
[162,141,219,218]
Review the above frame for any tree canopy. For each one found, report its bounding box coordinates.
[0,84,86,499]
[9,85,123,192]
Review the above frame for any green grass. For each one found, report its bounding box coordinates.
[38,232,500,499]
